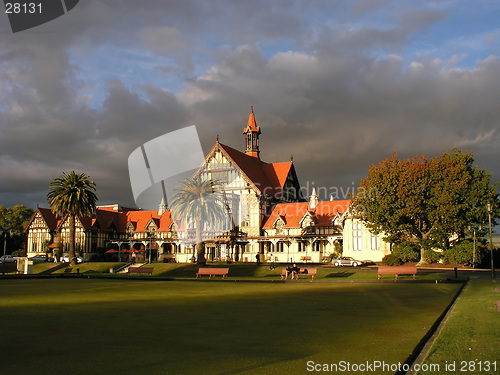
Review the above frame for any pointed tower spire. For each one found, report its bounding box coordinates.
[308,187,319,211]
[242,106,261,158]
[158,197,167,216]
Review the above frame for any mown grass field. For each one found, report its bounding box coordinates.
[30,261,482,281]
[418,278,500,375]
[0,278,462,375]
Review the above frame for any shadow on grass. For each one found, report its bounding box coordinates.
[37,263,67,275]
[154,263,280,278]
[325,271,355,278]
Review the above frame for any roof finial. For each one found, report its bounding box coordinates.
[217,134,219,142]
[251,105,254,113]
[291,154,293,162]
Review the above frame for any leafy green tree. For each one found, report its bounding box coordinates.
[47,172,97,266]
[352,150,498,264]
[392,242,420,263]
[170,177,226,265]
[0,205,34,254]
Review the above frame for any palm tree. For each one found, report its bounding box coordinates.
[47,172,97,266]
[170,177,227,265]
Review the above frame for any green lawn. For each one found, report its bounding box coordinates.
[32,261,482,281]
[0,279,462,375]
[418,278,500,374]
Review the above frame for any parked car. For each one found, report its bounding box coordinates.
[0,254,17,263]
[332,256,364,267]
[60,255,86,263]
[29,254,54,263]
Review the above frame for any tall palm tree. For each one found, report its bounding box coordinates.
[170,177,227,265]
[47,172,97,266]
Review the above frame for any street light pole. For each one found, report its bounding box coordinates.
[2,229,6,272]
[468,225,477,269]
[473,227,476,269]
[1,219,11,272]
[487,203,495,279]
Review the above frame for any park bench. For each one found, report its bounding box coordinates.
[128,266,154,276]
[377,266,418,280]
[295,268,317,280]
[281,267,317,280]
[281,268,288,279]
[196,268,229,279]
[300,256,312,262]
[63,267,73,275]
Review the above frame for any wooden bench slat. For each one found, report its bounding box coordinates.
[196,268,229,279]
[377,266,418,279]
[296,268,317,280]
[281,267,317,280]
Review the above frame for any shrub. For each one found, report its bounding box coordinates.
[443,240,488,267]
[392,242,420,262]
[423,249,441,263]
[382,254,403,266]
[12,249,26,257]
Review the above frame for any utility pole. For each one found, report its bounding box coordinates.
[487,203,496,279]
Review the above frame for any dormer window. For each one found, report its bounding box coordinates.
[275,220,284,234]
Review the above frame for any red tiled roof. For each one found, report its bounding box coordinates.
[29,207,174,234]
[263,200,351,229]
[123,210,173,233]
[218,143,292,195]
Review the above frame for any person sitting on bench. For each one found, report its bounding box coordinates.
[290,264,300,279]
[285,264,293,278]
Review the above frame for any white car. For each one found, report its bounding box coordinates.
[332,256,364,267]
[60,255,86,263]
[0,254,16,263]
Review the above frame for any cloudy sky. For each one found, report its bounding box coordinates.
[1,0,499,210]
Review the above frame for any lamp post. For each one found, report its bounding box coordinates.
[2,229,6,271]
[1,221,12,274]
[468,225,476,269]
[487,203,495,279]
[148,229,155,264]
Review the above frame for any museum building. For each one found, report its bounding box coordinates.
[25,109,391,263]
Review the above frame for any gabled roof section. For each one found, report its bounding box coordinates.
[123,210,173,233]
[273,215,286,227]
[299,210,318,228]
[263,200,351,229]
[25,208,59,232]
[127,221,137,231]
[37,208,59,230]
[94,209,121,231]
[216,142,293,196]
[145,217,160,231]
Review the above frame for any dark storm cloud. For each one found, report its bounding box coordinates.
[181,45,500,199]
[0,0,499,208]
